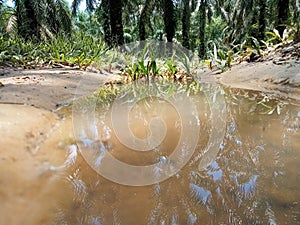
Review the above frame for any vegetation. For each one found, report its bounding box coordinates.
[0,31,106,67]
[0,0,299,69]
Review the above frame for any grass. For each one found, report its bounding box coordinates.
[0,31,107,68]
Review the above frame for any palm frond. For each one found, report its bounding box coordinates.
[291,0,300,25]
[86,0,96,12]
[56,0,72,35]
[71,0,82,16]
[6,14,17,35]
[0,4,15,35]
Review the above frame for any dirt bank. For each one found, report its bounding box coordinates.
[198,41,300,102]
[0,67,111,111]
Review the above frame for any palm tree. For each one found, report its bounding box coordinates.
[139,0,155,41]
[96,0,111,45]
[109,0,124,45]
[71,0,95,16]
[163,0,175,42]
[182,0,190,49]
[258,0,266,40]
[17,0,40,41]
[45,0,72,36]
[72,0,124,46]
[198,0,207,58]
[7,0,72,41]
[0,1,13,35]
[276,0,289,38]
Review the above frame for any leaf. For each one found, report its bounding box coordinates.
[267,107,276,115]
[265,31,283,42]
[276,104,281,115]
[213,43,218,60]
[218,50,226,60]
[138,61,147,74]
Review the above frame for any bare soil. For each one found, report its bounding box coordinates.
[198,41,300,102]
[0,67,111,111]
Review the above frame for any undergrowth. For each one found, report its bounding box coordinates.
[0,31,107,68]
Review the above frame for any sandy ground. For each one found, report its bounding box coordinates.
[0,67,113,111]
[198,41,300,102]
[199,59,300,101]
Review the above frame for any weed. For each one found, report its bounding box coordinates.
[0,31,107,68]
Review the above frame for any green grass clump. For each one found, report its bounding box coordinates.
[0,31,107,68]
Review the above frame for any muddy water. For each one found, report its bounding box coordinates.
[0,88,300,225]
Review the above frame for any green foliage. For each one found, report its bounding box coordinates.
[205,39,242,72]
[120,56,195,84]
[113,42,197,83]
[90,78,202,113]
[265,29,283,43]
[265,26,299,44]
[0,4,14,36]
[122,59,164,81]
[166,60,178,76]
[0,31,107,67]
[0,0,299,70]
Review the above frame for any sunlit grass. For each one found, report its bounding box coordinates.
[0,31,107,68]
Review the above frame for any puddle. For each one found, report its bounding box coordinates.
[0,83,300,225]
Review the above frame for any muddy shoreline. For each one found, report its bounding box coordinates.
[0,48,299,224]
[0,56,299,112]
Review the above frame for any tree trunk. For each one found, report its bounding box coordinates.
[15,0,23,37]
[23,0,40,41]
[191,0,197,12]
[98,0,111,46]
[163,0,175,42]
[109,0,124,46]
[199,0,206,59]
[276,0,289,38]
[182,0,190,49]
[46,0,58,35]
[258,0,266,40]
[139,0,155,41]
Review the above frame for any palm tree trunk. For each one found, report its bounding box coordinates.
[139,0,155,41]
[199,0,206,59]
[258,0,266,40]
[182,0,190,49]
[109,0,124,46]
[23,0,40,41]
[163,0,175,42]
[276,0,289,38]
[191,0,197,11]
[15,0,22,36]
[46,0,58,35]
[99,0,112,46]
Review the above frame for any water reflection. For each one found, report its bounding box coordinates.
[56,88,300,225]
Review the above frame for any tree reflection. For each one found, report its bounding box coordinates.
[57,88,300,224]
